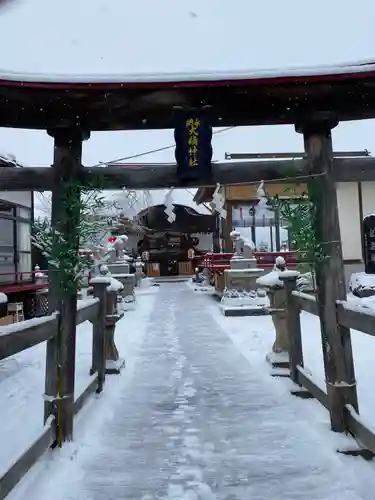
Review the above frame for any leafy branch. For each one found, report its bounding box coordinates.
[264,179,327,268]
[32,177,115,295]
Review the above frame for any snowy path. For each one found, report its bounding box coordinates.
[8,283,370,499]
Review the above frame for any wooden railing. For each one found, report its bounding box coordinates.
[0,281,120,500]
[281,274,375,456]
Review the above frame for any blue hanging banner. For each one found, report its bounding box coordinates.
[174,107,213,182]
[363,214,375,274]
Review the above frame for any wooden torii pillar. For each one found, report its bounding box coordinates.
[44,127,90,442]
[296,113,358,432]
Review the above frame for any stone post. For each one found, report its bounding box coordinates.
[268,286,289,354]
[105,289,124,374]
[90,279,109,392]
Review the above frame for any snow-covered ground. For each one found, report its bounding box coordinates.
[5,281,375,499]
[187,276,375,426]
[0,286,159,482]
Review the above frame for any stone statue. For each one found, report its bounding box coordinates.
[243,239,255,259]
[99,264,110,276]
[114,234,129,260]
[230,230,242,257]
[230,230,255,259]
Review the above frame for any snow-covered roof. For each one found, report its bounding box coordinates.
[0,150,22,167]
[112,189,210,217]
[0,59,374,85]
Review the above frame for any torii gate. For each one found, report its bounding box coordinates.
[2,60,375,437]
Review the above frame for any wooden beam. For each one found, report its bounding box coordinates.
[76,299,100,325]
[296,366,329,409]
[225,150,370,160]
[224,197,233,252]
[87,157,375,189]
[212,212,221,253]
[343,404,375,456]
[0,424,54,500]
[337,302,375,337]
[292,291,319,316]
[2,156,375,191]
[0,314,58,361]
[297,114,358,432]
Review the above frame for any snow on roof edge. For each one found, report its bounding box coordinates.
[0,59,374,85]
[0,150,24,168]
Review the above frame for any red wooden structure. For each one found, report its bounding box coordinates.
[196,251,297,273]
[0,270,49,294]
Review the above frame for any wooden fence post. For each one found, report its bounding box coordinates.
[280,273,303,384]
[90,279,109,393]
[296,114,358,432]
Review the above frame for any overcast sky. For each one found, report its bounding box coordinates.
[0,0,374,210]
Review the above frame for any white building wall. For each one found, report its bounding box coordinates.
[361,181,375,218]
[336,182,362,261]
[126,234,139,254]
[191,233,213,252]
[0,191,32,208]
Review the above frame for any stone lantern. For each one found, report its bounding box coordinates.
[257,256,289,355]
[106,234,135,302]
[134,256,144,287]
[220,230,267,315]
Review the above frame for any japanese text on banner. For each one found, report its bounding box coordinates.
[186,117,200,167]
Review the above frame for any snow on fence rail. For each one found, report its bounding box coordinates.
[0,282,119,500]
[283,275,375,456]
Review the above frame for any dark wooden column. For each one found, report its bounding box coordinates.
[212,212,221,253]
[274,206,281,251]
[44,127,90,442]
[224,200,233,252]
[296,114,358,432]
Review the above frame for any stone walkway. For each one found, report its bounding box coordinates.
[13,283,365,500]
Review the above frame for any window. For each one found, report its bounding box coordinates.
[17,222,31,252]
[0,252,15,283]
[0,202,14,216]
[17,221,32,279]
[0,218,14,247]
[17,207,31,220]
[17,252,32,277]
[0,200,33,282]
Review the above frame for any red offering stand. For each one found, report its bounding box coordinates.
[195,251,298,293]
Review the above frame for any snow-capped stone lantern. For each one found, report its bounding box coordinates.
[90,273,125,375]
[106,234,132,276]
[257,256,289,355]
[105,234,135,302]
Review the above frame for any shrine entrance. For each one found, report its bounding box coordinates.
[0,61,374,443]
[135,204,215,277]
